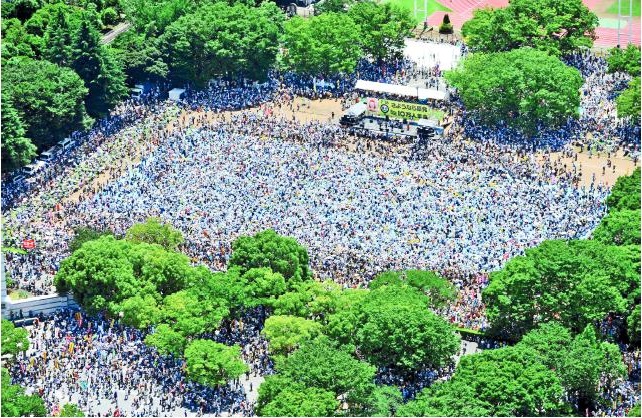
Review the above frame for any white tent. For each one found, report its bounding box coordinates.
[354,80,447,101]
[346,102,367,117]
[168,88,186,101]
[418,89,447,101]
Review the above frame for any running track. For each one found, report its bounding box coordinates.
[425,0,641,47]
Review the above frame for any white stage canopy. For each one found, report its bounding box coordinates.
[354,80,447,101]
[168,88,186,101]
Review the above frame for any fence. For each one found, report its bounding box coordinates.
[2,293,78,320]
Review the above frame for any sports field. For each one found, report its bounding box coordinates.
[606,0,641,17]
[382,0,451,23]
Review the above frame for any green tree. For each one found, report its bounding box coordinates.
[42,7,74,66]
[364,385,404,417]
[119,0,198,34]
[68,227,113,253]
[54,236,193,315]
[125,217,184,251]
[160,288,230,337]
[606,168,641,211]
[370,270,457,309]
[461,0,598,56]
[516,322,573,371]
[111,30,168,82]
[262,315,324,355]
[1,18,41,60]
[24,3,87,37]
[160,1,283,85]
[1,0,45,21]
[257,378,339,417]
[120,294,162,329]
[59,403,85,417]
[242,267,287,307]
[2,56,91,151]
[347,1,414,62]
[449,346,567,416]
[592,209,641,245]
[257,375,339,417]
[0,93,37,172]
[397,380,493,417]
[275,337,376,411]
[70,19,127,117]
[617,77,641,121]
[560,325,627,403]
[144,323,187,356]
[281,13,363,75]
[184,339,248,387]
[629,403,641,417]
[607,44,641,76]
[273,280,346,320]
[445,48,583,134]
[327,285,459,371]
[483,239,637,338]
[230,229,312,288]
[1,368,47,417]
[1,319,30,356]
[314,0,353,14]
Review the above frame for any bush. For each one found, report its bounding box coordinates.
[101,7,119,27]
[439,22,453,34]
[443,13,450,24]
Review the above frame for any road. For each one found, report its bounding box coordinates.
[100,22,131,44]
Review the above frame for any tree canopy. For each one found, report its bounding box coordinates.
[59,403,85,417]
[1,92,37,172]
[461,0,598,56]
[230,229,312,288]
[1,319,30,356]
[617,77,641,121]
[125,217,184,251]
[401,345,568,416]
[483,239,639,339]
[257,378,339,417]
[281,13,363,75]
[54,235,193,315]
[184,339,248,387]
[262,315,323,356]
[2,56,91,152]
[159,1,282,85]
[347,1,414,63]
[446,48,583,134]
[592,209,641,246]
[607,44,641,76]
[606,168,641,212]
[1,368,47,417]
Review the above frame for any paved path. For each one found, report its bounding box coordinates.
[100,22,131,45]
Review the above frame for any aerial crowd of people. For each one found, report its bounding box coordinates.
[1,41,640,417]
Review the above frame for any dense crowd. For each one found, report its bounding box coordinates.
[1,41,640,417]
[8,309,257,417]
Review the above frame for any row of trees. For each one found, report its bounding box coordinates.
[445,48,584,133]
[452,0,641,133]
[54,222,465,415]
[461,0,599,57]
[400,323,625,416]
[2,0,415,171]
[2,2,128,171]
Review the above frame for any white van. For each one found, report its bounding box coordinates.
[60,137,74,151]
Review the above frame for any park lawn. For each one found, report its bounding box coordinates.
[606,0,641,17]
[380,0,451,23]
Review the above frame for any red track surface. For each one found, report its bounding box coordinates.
[425,0,641,47]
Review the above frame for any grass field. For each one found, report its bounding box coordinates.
[606,0,641,17]
[381,0,451,23]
